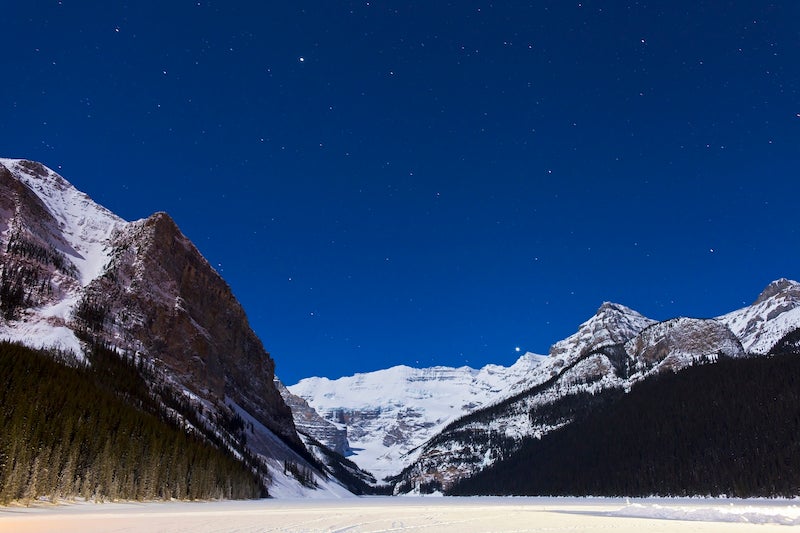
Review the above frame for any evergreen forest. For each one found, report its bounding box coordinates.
[0,342,266,504]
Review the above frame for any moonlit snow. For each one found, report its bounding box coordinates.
[2,497,798,532]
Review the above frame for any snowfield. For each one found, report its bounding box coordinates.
[2,497,797,532]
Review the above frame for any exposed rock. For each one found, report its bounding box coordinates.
[625,317,745,376]
[276,378,351,455]
[78,211,300,447]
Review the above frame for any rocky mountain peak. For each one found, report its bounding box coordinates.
[753,278,800,305]
[548,301,655,359]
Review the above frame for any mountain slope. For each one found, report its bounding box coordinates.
[0,158,345,498]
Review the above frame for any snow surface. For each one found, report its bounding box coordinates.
[2,497,797,532]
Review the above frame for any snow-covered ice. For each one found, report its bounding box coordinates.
[1,497,796,532]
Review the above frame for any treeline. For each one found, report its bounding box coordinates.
[450,352,800,497]
[0,342,265,504]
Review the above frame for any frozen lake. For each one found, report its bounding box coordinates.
[2,496,798,532]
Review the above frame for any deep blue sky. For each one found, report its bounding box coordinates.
[2,2,798,384]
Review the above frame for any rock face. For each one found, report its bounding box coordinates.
[77,211,300,446]
[0,158,319,494]
[626,317,744,375]
[276,379,351,456]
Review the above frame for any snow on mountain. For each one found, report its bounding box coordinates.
[287,353,547,482]
[275,378,352,456]
[718,278,800,354]
[0,159,128,356]
[0,159,124,285]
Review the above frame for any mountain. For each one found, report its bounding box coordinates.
[287,353,547,482]
[0,158,350,499]
[292,284,798,494]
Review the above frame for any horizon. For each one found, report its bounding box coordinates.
[2,2,798,384]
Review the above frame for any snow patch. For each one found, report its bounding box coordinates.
[610,501,800,525]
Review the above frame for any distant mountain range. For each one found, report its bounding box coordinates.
[288,279,800,495]
[2,158,799,500]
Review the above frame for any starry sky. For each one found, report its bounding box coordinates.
[2,2,799,384]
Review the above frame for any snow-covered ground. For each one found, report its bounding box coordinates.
[2,497,797,532]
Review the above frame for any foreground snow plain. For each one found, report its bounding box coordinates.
[2,497,798,532]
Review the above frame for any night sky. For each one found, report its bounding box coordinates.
[2,2,799,384]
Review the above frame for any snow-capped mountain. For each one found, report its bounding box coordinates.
[6,159,799,498]
[287,302,653,484]
[287,353,547,481]
[291,283,798,493]
[0,158,349,498]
